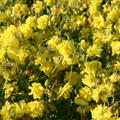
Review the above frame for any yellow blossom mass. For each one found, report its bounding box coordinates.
[0,0,120,119]
[28,82,44,99]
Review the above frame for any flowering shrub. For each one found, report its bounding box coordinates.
[0,0,120,120]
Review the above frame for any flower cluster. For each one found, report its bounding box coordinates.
[0,0,120,120]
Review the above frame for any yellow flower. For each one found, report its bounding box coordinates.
[87,44,102,57]
[107,8,119,21]
[0,100,45,119]
[109,73,120,83]
[4,25,17,36]
[26,101,45,118]
[44,0,55,6]
[25,16,37,29]
[57,83,72,100]
[29,75,36,82]
[2,34,20,49]
[57,40,73,56]
[89,0,102,16]
[57,40,77,64]
[4,83,14,99]
[28,82,44,99]
[79,86,92,102]
[7,49,19,62]
[0,101,14,120]
[0,25,19,50]
[91,105,113,120]
[35,56,44,65]
[13,100,27,119]
[92,15,105,29]
[82,74,97,88]
[92,83,114,102]
[12,3,29,18]
[39,62,53,76]
[83,61,102,75]
[103,3,110,13]
[110,41,120,55]
[32,1,44,14]
[79,39,89,50]
[71,15,86,28]
[47,36,60,50]
[37,15,49,30]
[18,48,29,64]
[63,55,79,65]
[53,56,68,70]
[0,48,5,63]
[19,24,33,39]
